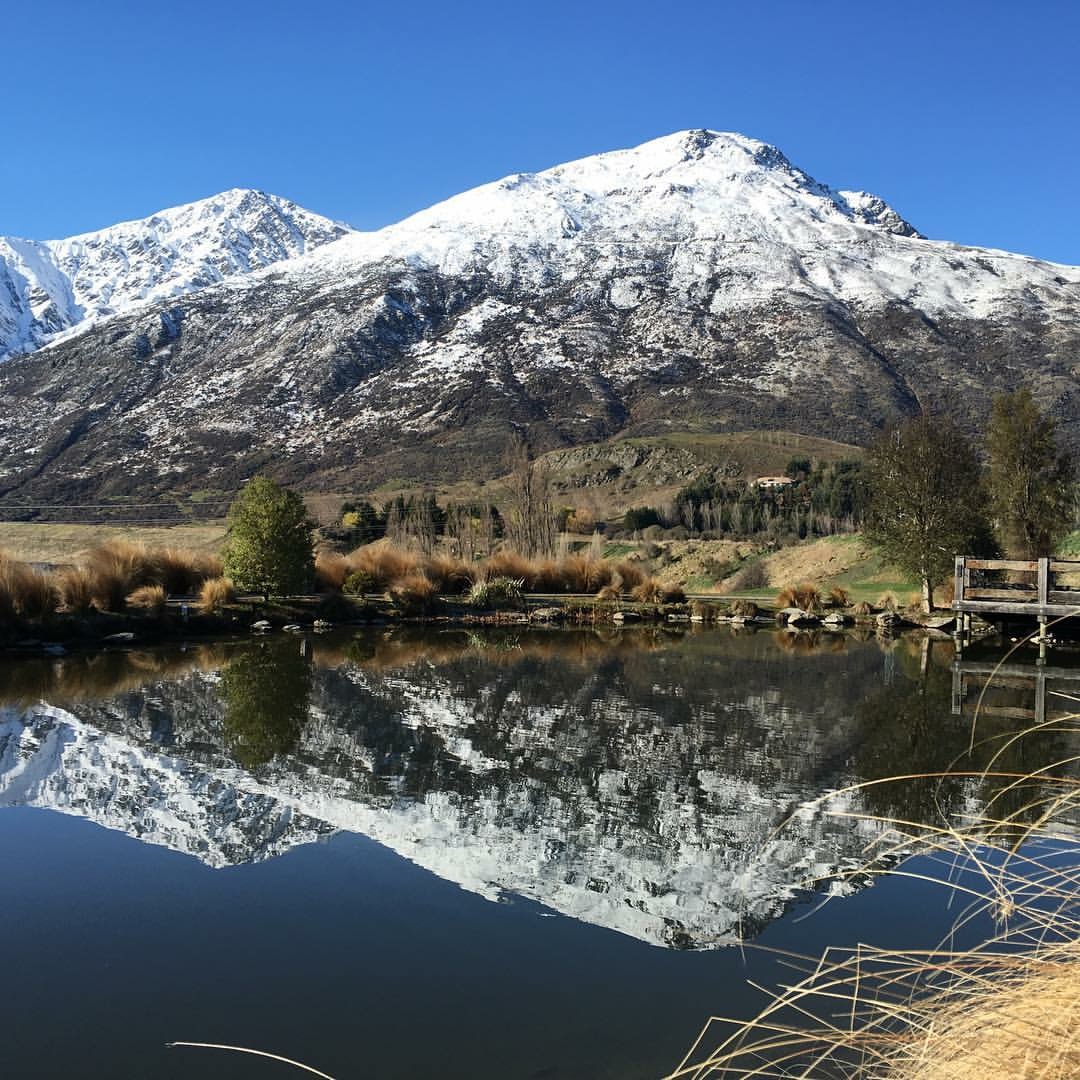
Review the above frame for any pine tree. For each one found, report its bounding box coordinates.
[223,477,314,600]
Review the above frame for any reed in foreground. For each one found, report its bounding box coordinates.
[668,681,1080,1080]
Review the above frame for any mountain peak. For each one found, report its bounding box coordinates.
[0,190,352,358]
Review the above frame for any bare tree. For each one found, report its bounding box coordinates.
[504,437,557,558]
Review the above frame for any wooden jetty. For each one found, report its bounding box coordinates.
[953,557,1080,640]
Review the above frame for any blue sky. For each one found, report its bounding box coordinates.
[3,0,1078,263]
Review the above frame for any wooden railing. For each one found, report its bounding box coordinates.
[953,556,1080,618]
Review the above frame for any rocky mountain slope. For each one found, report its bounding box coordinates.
[0,188,350,360]
[0,129,1077,503]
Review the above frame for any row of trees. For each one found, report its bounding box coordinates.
[865,389,1074,612]
[222,390,1073,610]
[623,458,867,541]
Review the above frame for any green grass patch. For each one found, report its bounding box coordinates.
[1056,531,1080,558]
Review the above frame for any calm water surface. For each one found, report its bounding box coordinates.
[1,626,1076,1078]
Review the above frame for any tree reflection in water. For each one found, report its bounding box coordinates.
[220,638,313,768]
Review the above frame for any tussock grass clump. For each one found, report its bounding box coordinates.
[314,551,349,592]
[777,582,823,611]
[424,554,474,594]
[631,578,666,604]
[347,544,420,589]
[483,550,536,588]
[610,559,647,591]
[90,570,128,613]
[827,586,851,608]
[198,576,235,613]
[595,582,623,603]
[0,553,59,620]
[126,584,167,615]
[151,547,223,593]
[55,567,95,614]
[81,540,221,601]
[559,554,613,593]
[85,540,149,595]
[468,577,525,610]
[728,599,759,618]
[388,574,438,615]
[529,559,563,593]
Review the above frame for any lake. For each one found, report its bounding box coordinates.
[1,626,1076,1078]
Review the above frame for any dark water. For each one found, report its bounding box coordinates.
[0,626,1075,1079]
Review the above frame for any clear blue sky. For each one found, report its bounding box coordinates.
[4,0,1078,263]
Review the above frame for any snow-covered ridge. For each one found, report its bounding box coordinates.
[0,188,352,359]
[2,128,1078,497]
[262,127,1077,320]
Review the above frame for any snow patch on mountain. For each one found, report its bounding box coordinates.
[0,189,352,359]
[279,128,1077,322]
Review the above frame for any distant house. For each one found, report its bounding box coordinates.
[754,475,795,490]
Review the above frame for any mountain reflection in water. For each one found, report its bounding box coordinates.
[0,627,1072,949]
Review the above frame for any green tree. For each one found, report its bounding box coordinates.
[864,414,988,614]
[223,476,314,600]
[985,388,1074,557]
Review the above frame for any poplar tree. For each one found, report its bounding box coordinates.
[985,388,1073,558]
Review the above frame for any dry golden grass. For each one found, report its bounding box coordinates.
[424,553,474,594]
[482,549,536,586]
[667,653,1080,1080]
[388,573,438,614]
[55,566,95,614]
[318,543,669,599]
[126,584,167,615]
[631,578,666,604]
[198,576,235,613]
[611,559,647,592]
[888,943,1080,1080]
[0,522,226,565]
[346,543,421,588]
[0,551,59,619]
[596,582,622,603]
[314,550,349,592]
[777,582,823,611]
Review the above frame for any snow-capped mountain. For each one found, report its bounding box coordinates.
[0,129,1077,501]
[0,188,351,360]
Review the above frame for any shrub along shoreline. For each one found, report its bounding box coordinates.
[0,537,935,651]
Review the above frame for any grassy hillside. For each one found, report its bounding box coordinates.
[320,428,863,520]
